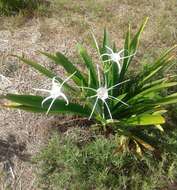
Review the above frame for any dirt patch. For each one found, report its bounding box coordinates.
[0,17,80,189]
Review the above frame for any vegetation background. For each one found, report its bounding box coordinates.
[0,0,176,189]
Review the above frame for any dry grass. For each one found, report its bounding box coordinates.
[0,0,176,189]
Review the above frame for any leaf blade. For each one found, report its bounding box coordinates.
[3,94,91,116]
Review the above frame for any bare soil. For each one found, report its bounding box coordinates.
[0,17,80,189]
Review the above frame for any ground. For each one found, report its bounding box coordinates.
[0,0,176,189]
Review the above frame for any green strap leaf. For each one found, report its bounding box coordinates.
[153,45,177,66]
[130,82,177,101]
[140,45,177,83]
[120,18,148,80]
[40,51,87,86]
[16,55,55,78]
[142,75,177,89]
[130,17,148,52]
[102,28,110,52]
[77,44,98,87]
[120,24,131,78]
[14,55,75,92]
[121,114,165,126]
[142,65,163,83]
[3,94,91,116]
[142,56,175,84]
[154,93,177,105]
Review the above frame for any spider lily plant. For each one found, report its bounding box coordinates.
[1,17,177,155]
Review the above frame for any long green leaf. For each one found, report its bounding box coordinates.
[120,18,148,80]
[121,114,165,126]
[16,55,55,78]
[130,17,148,52]
[102,28,109,52]
[125,17,148,70]
[142,56,175,84]
[140,45,177,83]
[40,51,87,86]
[154,94,177,105]
[130,82,177,101]
[142,75,177,89]
[14,55,75,92]
[142,66,163,83]
[77,44,98,87]
[121,24,131,77]
[3,94,91,116]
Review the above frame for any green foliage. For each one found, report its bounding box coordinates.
[0,0,42,15]
[1,18,177,154]
[33,131,177,190]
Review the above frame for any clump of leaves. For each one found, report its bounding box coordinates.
[0,0,42,15]
[33,131,177,190]
[1,17,177,154]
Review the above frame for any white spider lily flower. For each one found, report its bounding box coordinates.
[101,46,135,73]
[33,72,76,115]
[77,65,129,120]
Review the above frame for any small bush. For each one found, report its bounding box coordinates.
[0,0,43,15]
[34,130,177,190]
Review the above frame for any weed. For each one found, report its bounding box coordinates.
[34,130,177,190]
[0,0,49,16]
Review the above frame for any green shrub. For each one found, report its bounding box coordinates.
[0,0,41,15]
[34,130,177,190]
[1,18,177,154]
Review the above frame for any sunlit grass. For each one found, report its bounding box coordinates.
[34,129,177,190]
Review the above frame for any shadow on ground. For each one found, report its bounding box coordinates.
[0,134,30,163]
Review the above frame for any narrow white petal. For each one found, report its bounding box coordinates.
[75,86,97,92]
[88,70,91,86]
[104,75,107,88]
[60,71,77,87]
[87,94,97,99]
[120,53,136,59]
[42,96,52,107]
[117,62,121,74]
[100,53,111,57]
[118,49,125,55]
[109,95,129,106]
[60,92,69,105]
[105,46,114,54]
[103,59,113,62]
[46,98,56,115]
[108,79,130,91]
[89,97,99,120]
[52,77,57,85]
[103,100,112,120]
